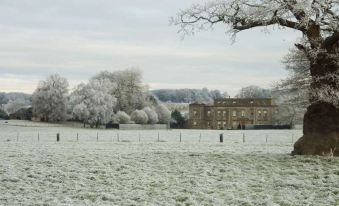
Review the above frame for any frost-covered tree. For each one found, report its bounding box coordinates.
[1,92,31,112]
[130,110,148,124]
[272,48,311,126]
[113,111,130,124]
[173,0,339,156]
[92,68,150,113]
[236,86,272,98]
[156,104,171,124]
[152,88,225,103]
[69,80,116,128]
[4,99,28,115]
[276,48,312,107]
[32,74,69,122]
[142,107,159,124]
[71,102,90,127]
[0,93,8,110]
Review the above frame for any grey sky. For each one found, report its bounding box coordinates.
[0,0,302,96]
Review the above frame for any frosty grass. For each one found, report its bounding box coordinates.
[0,121,338,205]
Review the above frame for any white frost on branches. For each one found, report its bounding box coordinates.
[235,85,271,98]
[130,110,149,124]
[32,74,69,122]
[142,107,159,124]
[113,111,131,124]
[4,99,28,115]
[91,69,151,114]
[156,104,171,124]
[173,0,339,107]
[311,71,339,106]
[69,80,116,127]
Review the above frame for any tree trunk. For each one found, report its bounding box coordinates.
[292,52,339,156]
[292,101,339,156]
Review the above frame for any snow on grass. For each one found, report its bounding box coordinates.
[0,122,338,205]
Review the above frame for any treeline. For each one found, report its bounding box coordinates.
[151,88,228,103]
[0,92,31,119]
[31,69,171,128]
[0,75,305,127]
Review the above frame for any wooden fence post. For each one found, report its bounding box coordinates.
[242,133,245,143]
[219,133,223,143]
[57,133,60,142]
[180,132,182,143]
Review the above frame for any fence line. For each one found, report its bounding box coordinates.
[0,130,302,145]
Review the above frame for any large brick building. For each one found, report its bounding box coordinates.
[188,98,278,129]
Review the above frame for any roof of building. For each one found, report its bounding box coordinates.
[214,98,276,107]
[189,98,277,107]
[189,103,206,106]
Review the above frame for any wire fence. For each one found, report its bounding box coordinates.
[0,127,303,145]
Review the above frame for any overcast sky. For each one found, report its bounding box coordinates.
[0,0,302,96]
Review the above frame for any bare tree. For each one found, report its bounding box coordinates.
[173,0,339,156]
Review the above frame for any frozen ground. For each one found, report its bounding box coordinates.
[0,121,338,205]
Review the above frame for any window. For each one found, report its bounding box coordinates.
[217,111,221,117]
[207,111,211,117]
[233,101,237,104]
[223,111,226,117]
[264,110,268,118]
[207,121,211,127]
[218,121,221,128]
[250,100,254,104]
[258,110,262,116]
[241,110,245,117]
[223,122,227,127]
[232,110,237,117]
[193,121,197,126]
[193,110,198,116]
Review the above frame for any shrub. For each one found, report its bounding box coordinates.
[142,107,158,124]
[130,110,148,124]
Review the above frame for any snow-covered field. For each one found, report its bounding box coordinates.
[0,121,338,205]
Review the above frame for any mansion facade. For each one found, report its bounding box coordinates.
[188,98,278,129]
